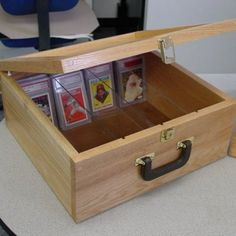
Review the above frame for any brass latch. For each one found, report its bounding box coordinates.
[158,36,176,64]
[160,128,175,143]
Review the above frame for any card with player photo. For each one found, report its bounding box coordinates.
[114,55,146,107]
[17,74,58,126]
[51,71,91,130]
[84,63,116,115]
[58,87,89,126]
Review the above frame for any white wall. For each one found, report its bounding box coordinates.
[145,0,236,73]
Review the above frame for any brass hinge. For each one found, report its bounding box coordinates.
[158,36,176,64]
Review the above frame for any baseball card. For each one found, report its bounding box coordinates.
[17,74,58,125]
[32,93,53,121]
[58,87,88,126]
[84,63,116,114]
[51,71,91,130]
[114,55,145,107]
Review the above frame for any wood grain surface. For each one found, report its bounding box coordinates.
[72,101,236,222]
[69,55,236,222]
[0,19,235,74]
[1,23,236,222]
[1,72,79,218]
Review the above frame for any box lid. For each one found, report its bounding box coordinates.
[0,19,235,74]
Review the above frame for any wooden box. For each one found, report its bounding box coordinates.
[1,20,236,223]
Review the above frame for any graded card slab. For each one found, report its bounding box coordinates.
[84,63,116,114]
[88,75,114,112]
[17,74,58,126]
[120,67,144,103]
[32,93,54,122]
[58,87,89,127]
[51,71,91,130]
[114,56,145,107]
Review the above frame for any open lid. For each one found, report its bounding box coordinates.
[0,19,236,74]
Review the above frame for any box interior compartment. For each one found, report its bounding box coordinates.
[62,52,224,152]
[12,52,224,153]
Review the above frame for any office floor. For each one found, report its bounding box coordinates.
[1,74,236,236]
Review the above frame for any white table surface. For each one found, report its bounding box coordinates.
[1,74,236,236]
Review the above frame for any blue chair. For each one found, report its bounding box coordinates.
[0,0,80,50]
[1,0,79,15]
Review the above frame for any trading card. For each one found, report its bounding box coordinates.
[88,75,114,112]
[84,63,116,114]
[17,74,58,125]
[58,87,88,126]
[114,55,145,107]
[51,71,91,130]
[32,93,53,122]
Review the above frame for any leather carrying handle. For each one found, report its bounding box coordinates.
[139,140,192,181]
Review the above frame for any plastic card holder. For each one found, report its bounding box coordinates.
[50,71,91,130]
[17,74,58,126]
[83,63,117,115]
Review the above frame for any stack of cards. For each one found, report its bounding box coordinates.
[51,71,91,130]
[114,55,145,107]
[17,74,58,125]
[84,63,116,115]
